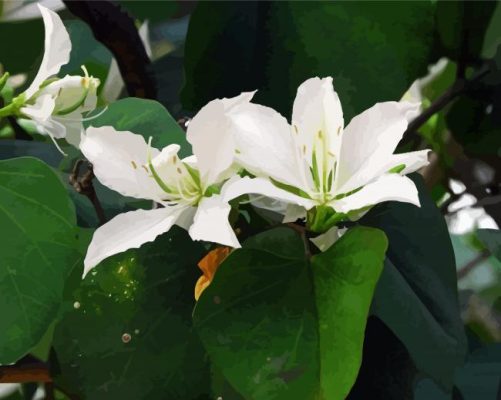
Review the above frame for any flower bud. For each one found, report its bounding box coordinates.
[34,68,100,116]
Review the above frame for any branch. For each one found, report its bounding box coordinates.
[457,249,491,279]
[63,0,156,99]
[0,355,51,383]
[69,160,107,226]
[403,65,491,140]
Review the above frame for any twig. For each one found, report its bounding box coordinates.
[457,249,491,279]
[44,382,55,400]
[403,65,491,140]
[69,160,107,226]
[0,355,51,383]
[63,0,156,99]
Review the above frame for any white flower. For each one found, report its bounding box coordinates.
[0,0,64,21]
[11,5,99,151]
[80,94,255,277]
[213,77,431,232]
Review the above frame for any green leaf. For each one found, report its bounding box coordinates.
[0,157,79,364]
[477,229,501,261]
[194,226,387,400]
[59,20,112,88]
[86,97,190,157]
[182,2,435,120]
[52,227,211,399]
[362,174,467,389]
[311,226,387,400]
[454,343,501,399]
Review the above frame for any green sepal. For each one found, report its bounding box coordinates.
[307,205,347,233]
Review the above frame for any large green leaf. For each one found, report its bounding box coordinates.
[194,226,387,400]
[311,227,387,400]
[0,157,79,364]
[86,97,190,157]
[362,174,467,389]
[52,227,211,399]
[454,343,501,400]
[181,2,436,120]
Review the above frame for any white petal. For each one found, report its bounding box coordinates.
[80,126,165,201]
[283,204,306,223]
[330,174,420,214]
[229,103,309,190]
[83,206,186,277]
[222,176,316,210]
[291,76,344,167]
[20,94,55,121]
[187,92,255,187]
[1,0,64,22]
[389,149,431,175]
[189,196,240,248]
[335,101,420,195]
[138,21,152,59]
[25,5,71,99]
[310,226,343,252]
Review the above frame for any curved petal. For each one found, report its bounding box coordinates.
[1,0,64,22]
[330,174,420,214]
[229,103,309,190]
[189,195,240,248]
[387,149,431,175]
[80,126,165,201]
[83,206,187,277]
[20,94,55,121]
[283,204,306,223]
[187,92,255,187]
[25,5,71,99]
[310,226,343,252]
[291,76,344,168]
[222,176,316,210]
[335,101,420,195]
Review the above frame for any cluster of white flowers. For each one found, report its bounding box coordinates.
[0,6,431,276]
[79,77,431,276]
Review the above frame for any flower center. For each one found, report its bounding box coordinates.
[146,138,202,205]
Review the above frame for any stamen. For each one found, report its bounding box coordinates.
[42,122,67,156]
[302,144,306,155]
[131,161,137,169]
[59,106,109,122]
[81,65,90,79]
[141,165,148,173]
[176,167,182,174]
[147,136,174,194]
[337,126,341,135]
[293,124,299,134]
